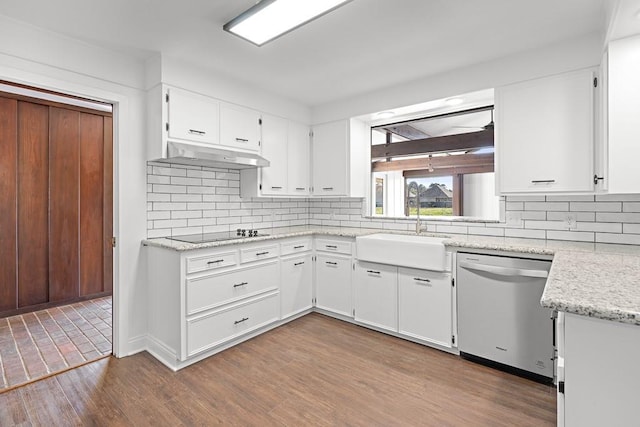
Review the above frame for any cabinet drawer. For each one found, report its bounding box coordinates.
[281,238,312,256]
[186,291,279,357]
[316,238,352,255]
[240,244,279,263]
[186,250,237,274]
[186,261,278,315]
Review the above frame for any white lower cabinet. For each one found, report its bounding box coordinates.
[398,267,452,347]
[560,313,640,427]
[187,291,279,357]
[315,253,353,317]
[280,253,313,319]
[354,261,397,332]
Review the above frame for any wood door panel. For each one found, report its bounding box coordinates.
[79,113,104,297]
[17,101,49,307]
[0,97,18,312]
[49,107,80,302]
[103,116,113,293]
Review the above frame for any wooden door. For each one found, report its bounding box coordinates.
[18,101,49,307]
[0,97,17,312]
[0,91,113,317]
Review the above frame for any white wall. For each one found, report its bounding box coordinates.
[312,32,603,123]
[463,173,500,219]
[0,16,148,356]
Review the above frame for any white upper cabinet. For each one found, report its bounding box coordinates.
[287,121,311,195]
[219,102,261,152]
[240,117,311,198]
[601,35,640,194]
[496,69,595,193]
[167,87,219,145]
[311,119,368,197]
[260,114,288,195]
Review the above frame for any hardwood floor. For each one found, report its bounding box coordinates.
[0,313,556,426]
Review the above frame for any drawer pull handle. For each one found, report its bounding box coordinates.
[326,245,337,249]
[207,259,224,265]
[188,129,206,135]
[367,270,381,275]
[531,179,555,184]
[256,251,269,256]
[235,138,249,142]
[325,261,338,266]
[294,261,305,266]
[295,187,305,190]
[233,282,248,288]
[322,187,334,190]
[414,277,431,283]
[271,186,283,189]
[293,245,305,249]
[234,317,249,325]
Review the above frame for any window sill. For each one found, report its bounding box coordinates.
[365,215,500,223]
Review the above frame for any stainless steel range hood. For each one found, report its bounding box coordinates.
[157,141,270,169]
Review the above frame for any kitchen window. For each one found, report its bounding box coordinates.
[370,107,500,219]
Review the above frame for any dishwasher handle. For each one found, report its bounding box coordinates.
[459,261,548,279]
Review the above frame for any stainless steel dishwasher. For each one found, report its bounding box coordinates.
[457,252,554,381]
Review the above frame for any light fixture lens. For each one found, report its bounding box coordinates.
[374,111,396,120]
[225,0,351,46]
[444,98,464,106]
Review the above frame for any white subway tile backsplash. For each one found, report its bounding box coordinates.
[524,202,569,212]
[546,195,595,202]
[547,211,595,222]
[153,184,187,194]
[506,202,524,211]
[575,222,622,233]
[596,212,640,223]
[524,220,567,230]
[623,224,640,234]
[623,202,640,213]
[171,211,202,219]
[546,230,594,242]
[596,194,640,202]
[504,229,546,239]
[570,202,621,212]
[170,176,202,186]
[596,233,640,245]
[148,175,170,184]
[171,194,203,202]
[147,162,640,246]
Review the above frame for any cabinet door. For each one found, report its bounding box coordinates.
[315,254,352,317]
[220,102,261,152]
[312,121,348,196]
[167,87,219,145]
[280,254,313,319]
[260,114,288,195]
[398,267,452,347]
[288,121,311,195]
[354,262,397,332]
[497,69,594,193]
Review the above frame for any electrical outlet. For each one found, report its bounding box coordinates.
[506,211,523,227]
[564,213,577,229]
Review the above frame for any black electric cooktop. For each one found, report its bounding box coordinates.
[169,230,268,244]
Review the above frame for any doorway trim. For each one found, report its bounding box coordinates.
[0,64,140,358]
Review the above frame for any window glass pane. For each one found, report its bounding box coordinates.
[406,177,453,217]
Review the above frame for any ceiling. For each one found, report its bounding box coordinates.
[0,0,609,107]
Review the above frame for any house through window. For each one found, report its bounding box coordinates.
[371,106,500,219]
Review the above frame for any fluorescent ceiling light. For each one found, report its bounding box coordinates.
[224,0,352,46]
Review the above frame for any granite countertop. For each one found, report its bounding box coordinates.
[143,226,640,327]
